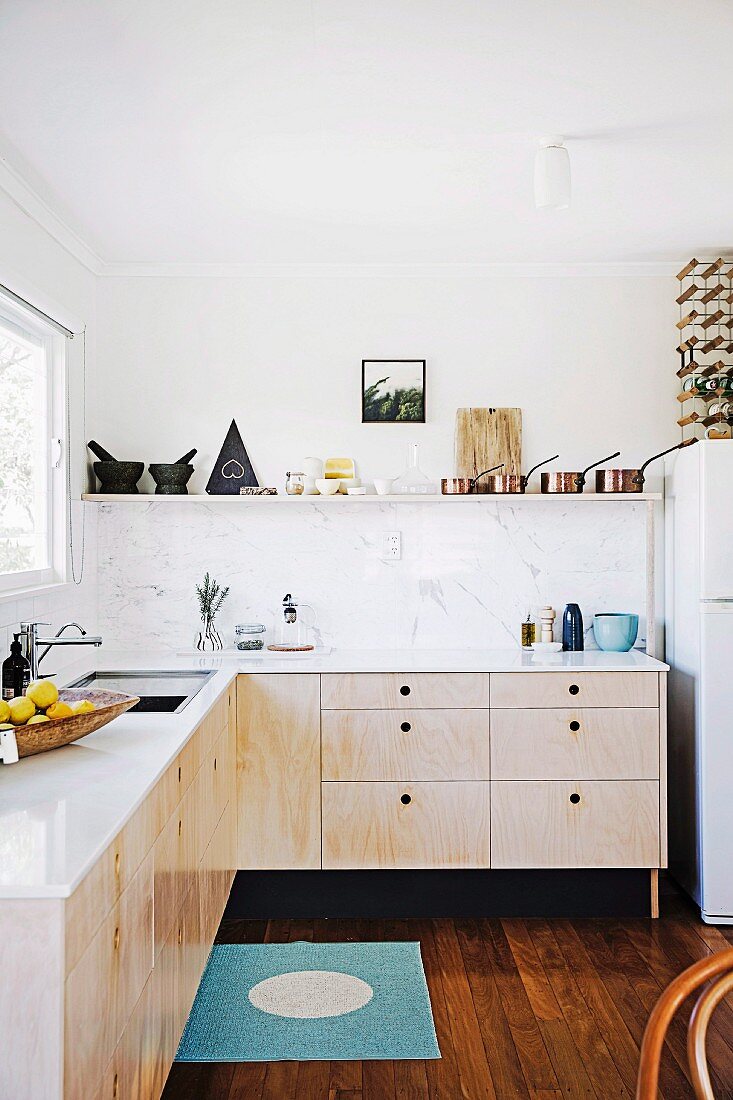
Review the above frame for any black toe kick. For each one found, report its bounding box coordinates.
[225,869,653,920]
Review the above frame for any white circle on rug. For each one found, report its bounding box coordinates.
[248,970,374,1018]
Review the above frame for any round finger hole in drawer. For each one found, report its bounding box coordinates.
[568,684,580,695]
[569,792,581,805]
[400,685,411,696]
[400,721,411,732]
[400,793,412,805]
[569,720,580,732]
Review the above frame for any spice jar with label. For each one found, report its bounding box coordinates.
[285,471,305,495]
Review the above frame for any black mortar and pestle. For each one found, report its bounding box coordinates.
[148,449,197,495]
[88,441,145,494]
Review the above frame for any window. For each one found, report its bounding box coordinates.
[0,295,66,592]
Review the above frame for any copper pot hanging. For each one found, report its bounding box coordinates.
[484,455,559,494]
[541,451,621,494]
[595,438,698,493]
[441,464,504,495]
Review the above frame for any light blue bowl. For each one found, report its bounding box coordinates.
[593,613,639,652]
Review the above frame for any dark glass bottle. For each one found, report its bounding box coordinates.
[2,633,30,700]
[562,604,584,651]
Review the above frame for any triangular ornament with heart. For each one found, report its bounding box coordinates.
[206,419,259,494]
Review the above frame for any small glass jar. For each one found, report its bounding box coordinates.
[285,471,305,495]
[235,623,267,651]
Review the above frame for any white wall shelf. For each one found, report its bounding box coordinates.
[82,492,662,503]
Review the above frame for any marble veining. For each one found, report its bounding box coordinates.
[96,500,647,652]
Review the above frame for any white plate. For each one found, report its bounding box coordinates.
[530,641,563,652]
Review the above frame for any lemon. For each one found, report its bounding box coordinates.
[46,701,74,720]
[26,714,51,724]
[27,680,59,710]
[71,699,96,715]
[0,722,14,731]
[8,697,36,725]
[0,700,10,723]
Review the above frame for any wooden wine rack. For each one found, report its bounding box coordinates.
[676,258,733,438]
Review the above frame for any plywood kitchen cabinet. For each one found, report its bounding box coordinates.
[2,685,237,1100]
[236,673,321,869]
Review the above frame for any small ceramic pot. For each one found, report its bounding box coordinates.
[593,613,639,652]
[93,460,144,494]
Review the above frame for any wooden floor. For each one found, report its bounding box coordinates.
[162,881,733,1100]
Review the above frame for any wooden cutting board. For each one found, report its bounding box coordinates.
[455,408,522,489]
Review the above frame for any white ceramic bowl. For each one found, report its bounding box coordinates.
[347,486,367,495]
[373,478,393,496]
[338,477,361,494]
[315,479,340,496]
[530,641,563,653]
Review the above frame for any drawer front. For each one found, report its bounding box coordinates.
[65,796,155,975]
[322,709,489,781]
[322,781,490,869]
[321,672,488,710]
[65,853,154,1098]
[490,671,658,709]
[491,780,660,868]
[491,708,659,780]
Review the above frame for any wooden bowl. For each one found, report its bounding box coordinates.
[14,689,140,759]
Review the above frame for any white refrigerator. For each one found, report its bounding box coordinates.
[666,440,733,923]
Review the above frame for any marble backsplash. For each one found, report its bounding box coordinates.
[96,499,647,652]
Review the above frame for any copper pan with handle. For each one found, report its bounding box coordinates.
[484,455,559,494]
[441,463,504,494]
[595,438,698,493]
[541,451,621,494]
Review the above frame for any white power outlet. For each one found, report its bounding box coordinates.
[382,531,402,560]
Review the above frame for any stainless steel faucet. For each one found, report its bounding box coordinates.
[19,621,103,680]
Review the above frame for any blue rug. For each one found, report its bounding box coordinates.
[176,941,441,1062]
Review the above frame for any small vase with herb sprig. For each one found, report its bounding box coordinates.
[194,572,229,651]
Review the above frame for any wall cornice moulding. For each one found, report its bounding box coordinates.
[0,160,685,279]
[0,156,105,275]
[100,260,680,278]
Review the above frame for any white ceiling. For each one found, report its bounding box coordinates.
[1,0,731,266]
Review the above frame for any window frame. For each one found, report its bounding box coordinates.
[0,294,68,595]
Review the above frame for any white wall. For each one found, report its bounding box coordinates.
[92,273,673,651]
[0,188,98,669]
[95,275,676,493]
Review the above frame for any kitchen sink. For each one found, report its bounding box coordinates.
[65,670,216,713]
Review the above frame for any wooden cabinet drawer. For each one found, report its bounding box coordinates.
[98,977,154,1100]
[322,672,488,710]
[490,671,658,709]
[491,780,660,868]
[65,796,155,975]
[322,709,489,781]
[153,795,196,956]
[322,781,490,869]
[65,853,154,1098]
[491,709,659,780]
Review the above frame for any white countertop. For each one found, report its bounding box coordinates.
[0,648,667,899]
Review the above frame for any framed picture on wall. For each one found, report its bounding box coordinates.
[362,360,426,423]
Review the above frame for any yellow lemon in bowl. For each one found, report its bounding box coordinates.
[8,697,35,725]
[26,714,51,724]
[46,701,74,721]
[0,700,10,723]
[27,679,59,711]
[71,699,96,715]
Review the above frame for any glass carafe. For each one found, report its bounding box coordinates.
[392,443,437,495]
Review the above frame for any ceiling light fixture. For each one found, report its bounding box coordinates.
[534,136,571,210]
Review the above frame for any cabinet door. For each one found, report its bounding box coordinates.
[236,674,321,869]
